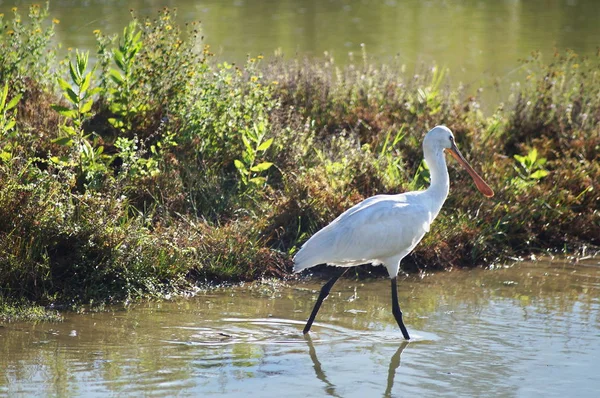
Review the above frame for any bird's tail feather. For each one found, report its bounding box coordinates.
[292,249,317,273]
[293,225,340,273]
[293,241,329,273]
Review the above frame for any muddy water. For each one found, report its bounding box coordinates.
[1,257,599,397]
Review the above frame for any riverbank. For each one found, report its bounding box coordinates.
[1,5,598,320]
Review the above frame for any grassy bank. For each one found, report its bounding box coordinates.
[1,5,598,319]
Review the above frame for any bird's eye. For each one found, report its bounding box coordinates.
[449,135,454,142]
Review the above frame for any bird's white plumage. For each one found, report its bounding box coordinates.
[295,126,494,339]
[293,192,435,275]
[293,125,458,278]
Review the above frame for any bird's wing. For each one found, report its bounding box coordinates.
[294,195,432,271]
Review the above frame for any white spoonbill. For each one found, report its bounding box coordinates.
[293,125,494,340]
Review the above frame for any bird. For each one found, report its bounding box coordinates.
[293,125,494,340]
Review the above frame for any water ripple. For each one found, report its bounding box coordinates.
[162,317,439,349]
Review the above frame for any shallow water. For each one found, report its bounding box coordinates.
[1,257,600,397]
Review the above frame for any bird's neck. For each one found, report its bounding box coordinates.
[423,145,450,208]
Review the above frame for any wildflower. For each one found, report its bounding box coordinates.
[166,24,172,30]
[93,29,100,35]
[7,29,14,35]
[271,81,279,85]
[11,7,17,12]
[251,76,258,82]
[52,18,60,24]
[0,13,4,18]
[257,55,264,60]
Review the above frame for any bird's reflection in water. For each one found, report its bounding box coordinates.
[305,335,340,397]
[384,341,409,397]
[304,335,409,398]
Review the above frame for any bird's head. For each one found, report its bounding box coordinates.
[425,125,494,197]
[423,125,455,152]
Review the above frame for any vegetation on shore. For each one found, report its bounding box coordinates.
[1,4,598,319]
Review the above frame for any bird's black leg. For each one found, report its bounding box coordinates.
[303,268,348,334]
[391,277,410,340]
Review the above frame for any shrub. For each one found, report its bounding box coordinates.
[0,5,598,313]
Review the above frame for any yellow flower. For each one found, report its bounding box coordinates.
[257,55,264,60]
[271,81,279,85]
[7,29,14,35]
[11,7,17,12]
[0,13,4,18]
[251,76,258,82]
[52,18,60,24]
[93,29,100,35]
[166,24,172,30]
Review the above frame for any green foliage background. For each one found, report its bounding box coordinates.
[0,4,598,313]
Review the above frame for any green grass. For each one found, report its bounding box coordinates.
[0,298,63,322]
[0,4,598,316]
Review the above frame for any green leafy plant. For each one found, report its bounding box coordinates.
[107,21,144,132]
[178,56,278,207]
[53,50,96,130]
[229,59,279,190]
[408,159,431,192]
[0,3,56,89]
[234,120,274,189]
[0,82,22,162]
[376,127,406,189]
[512,148,549,191]
[52,50,108,188]
[408,66,447,117]
[114,132,176,179]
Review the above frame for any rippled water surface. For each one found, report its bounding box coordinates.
[2,257,600,397]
